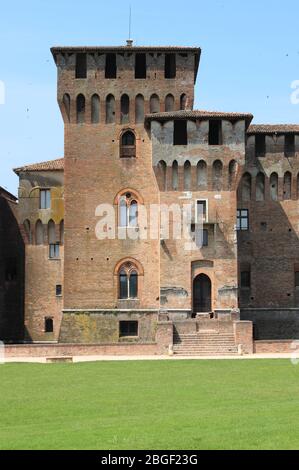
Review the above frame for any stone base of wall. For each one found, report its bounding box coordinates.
[4,342,163,358]
[254,340,296,354]
[59,311,159,344]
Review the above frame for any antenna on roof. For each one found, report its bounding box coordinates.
[126,5,133,47]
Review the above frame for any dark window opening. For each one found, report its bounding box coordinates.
[255,135,266,158]
[285,135,295,158]
[174,120,187,145]
[120,131,136,158]
[295,272,299,288]
[45,318,54,333]
[120,94,130,124]
[241,271,251,289]
[135,53,147,79]
[76,94,85,124]
[202,229,208,247]
[75,53,87,79]
[237,209,249,231]
[119,321,138,337]
[209,120,222,145]
[56,285,62,296]
[105,54,117,79]
[5,258,17,282]
[165,54,176,79]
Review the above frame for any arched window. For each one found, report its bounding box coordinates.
[63,94,70,123]
[213,160,223,191]
[283,171,292,200]
[197,161,207,188]
[256,172,265,201]
[150,94,160,113]
[184,161,191,190]
[135,94,144,124]
[157,160,167,191]
[119,263,138,299]
[165,94,175,112]
[121,94,130,124]
[172,161,178,191]
[76,94,85,124]
[35,220,44,245]
[120,130,136,158]
[106,94,116,124]
[24,219,31,244]
[180,94,187,110]
[118,193,138,228]
[60,220,64,245]
[91,94,100,124]
[242,173,252,201]
[48,220,56,244]
[270,172,279,201]
[229,160,238,189]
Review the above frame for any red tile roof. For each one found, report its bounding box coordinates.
[248,124,299,134]
[145,110,253,126]
[14,158,64,175]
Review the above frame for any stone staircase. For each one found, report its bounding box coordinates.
[173,331,239,356]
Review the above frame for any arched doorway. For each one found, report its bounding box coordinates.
[193,274,212,316]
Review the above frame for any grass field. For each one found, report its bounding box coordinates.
[1,360,299,450]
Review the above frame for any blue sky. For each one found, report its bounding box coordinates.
[0,0,298,194]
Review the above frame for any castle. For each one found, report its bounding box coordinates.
[1,42,299,356]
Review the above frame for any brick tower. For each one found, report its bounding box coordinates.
[51,43,201,343]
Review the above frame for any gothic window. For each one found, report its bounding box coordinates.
[119,263,139,299]
[118,193,138,227]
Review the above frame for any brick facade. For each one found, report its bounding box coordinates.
[3,42,299,355]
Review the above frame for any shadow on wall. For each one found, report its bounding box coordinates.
[0,197,25,343]
[237,163,299,340]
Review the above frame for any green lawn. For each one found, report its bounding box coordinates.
[1,360,299,450]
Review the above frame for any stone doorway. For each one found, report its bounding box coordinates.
[193,274,212,316]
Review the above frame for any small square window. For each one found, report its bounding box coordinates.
[119,321,138,338]
[56,285,62,296]
[45,318,54,333]
[40,189,51,209]
[49,244,60,259]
